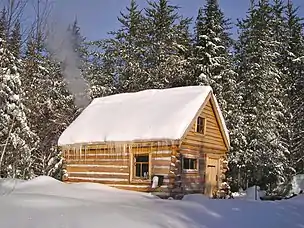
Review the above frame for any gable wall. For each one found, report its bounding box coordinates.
[181,98,227,153]
[178,97,228,193]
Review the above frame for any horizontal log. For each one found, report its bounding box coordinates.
[67,177,130,184]
[66,165,129,173]
[69,172,129,179]
[183,135,225,147]
[66,154,129,160]
[151,160,171,166]
[152,156,171,161]
[66,159,130,165]
[187,129,224,141]
[152,167,171,174]
[182,140,227,151]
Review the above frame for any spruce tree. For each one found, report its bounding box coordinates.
[106,0,146,93]
[193,0,239,187]
[0,38,38,179]
[143,0,193,88]
[8,20,21,58]
[193,0,235,101]
[283,1,304,173]
[233,0,288,189]
[0,8,7,40]
[22,34,76,178]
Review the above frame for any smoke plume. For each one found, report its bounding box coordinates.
[45,20,91,109]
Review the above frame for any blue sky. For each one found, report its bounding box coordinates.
[50,0,304,41]
[2,0,304,41]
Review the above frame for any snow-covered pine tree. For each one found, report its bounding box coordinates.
[193,0,236,107]
[21,34,76,179]
[0,8,7,40]
[192,0,240,187]
[233,0,288,189]
[282,1,304,174]
[107,0,148,93]
[143,0,193,88]
[0,37,38,179]
[8,20,21,58]
[83,24,117,98]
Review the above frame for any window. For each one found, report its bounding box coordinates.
[196,117,206,134]
[134,154,149,179]
[183,158,197,170]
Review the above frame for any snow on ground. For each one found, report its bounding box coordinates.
[0,176,304,228]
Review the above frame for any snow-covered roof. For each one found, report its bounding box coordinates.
[58,86,229,146]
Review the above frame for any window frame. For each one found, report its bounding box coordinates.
[182,156,199,173]
[133,154,150,179]
[196,116,206,134]
[130,152,152,182]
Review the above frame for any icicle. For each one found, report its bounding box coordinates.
[67,146,70,162]
[107,143,109,160]
[95,145,97,161]
[73,146,76,161]
[84,145,86,163]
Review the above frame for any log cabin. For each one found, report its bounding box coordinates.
[58,86,230,198]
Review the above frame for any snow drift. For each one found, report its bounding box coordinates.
[0,176,304,228]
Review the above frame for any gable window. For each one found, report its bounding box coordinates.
[196,117,206,134]
[183,158,197,170]
[134,154,149,179]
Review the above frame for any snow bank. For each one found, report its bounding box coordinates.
[58,86,229,146]
[290,174,304,195]
[0,176,304,228]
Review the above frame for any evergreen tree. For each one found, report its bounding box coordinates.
[0,8,7,40]
[100,0,146,93]
[282,1,304,173]
[193,0,235,102]
[68,18,87,68]
[0,38,38,179]
[85,44,118,98]
[233,0,288,189]
[8,20,21,58]
[22,34,76,178]
[193,0,240,187]
[114,0,147,92]
[143,0,193,88]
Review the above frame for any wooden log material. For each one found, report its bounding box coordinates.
[62,143,175,194]
[177,98,228,195]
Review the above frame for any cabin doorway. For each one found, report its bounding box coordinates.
[205,157,219,197]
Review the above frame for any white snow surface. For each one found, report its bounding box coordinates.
[1,176,304,228]
[290,174,304,195]
[58,86,229,146]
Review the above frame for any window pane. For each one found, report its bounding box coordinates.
[135,155,149,162]
[183,158,197,170]
[183,158,190,169]
[134,155,149,178]
[142,164,149,177]
[190,159,196,169]
[135,164,141,177]
[198,117,202,125]
[196,117,205,133]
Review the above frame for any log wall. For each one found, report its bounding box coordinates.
[62,141,178,194]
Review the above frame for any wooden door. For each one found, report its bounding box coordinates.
[205,157,219,197]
